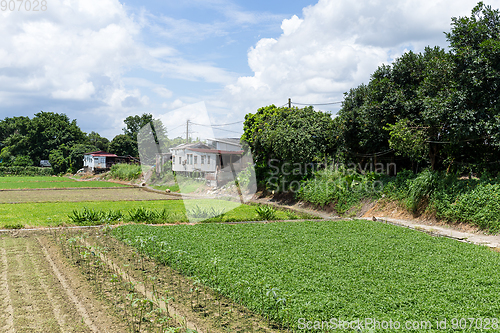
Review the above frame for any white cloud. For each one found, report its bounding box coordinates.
[281,15,303,36]
[225,0,477,117]
[0,0,238,138]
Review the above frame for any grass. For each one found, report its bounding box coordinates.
[152,184,180,193]
[114,220,500,332]
[0,176,76,183]
[109,163,142,180]
[0,199,308,227]
[0,176,128,189]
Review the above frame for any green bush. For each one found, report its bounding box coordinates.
[0,166,53,176]
[187,205,226,219]
[109,163,142,180]
[297,167,383,214]
[447,183,500,232]
[68,207,124,226]
[255,205,277,220]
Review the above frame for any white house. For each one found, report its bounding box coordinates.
[169,139,246,186]
[83,151,118,172]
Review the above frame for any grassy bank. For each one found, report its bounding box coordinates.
[297,168,500,233]
[0,199,311,228]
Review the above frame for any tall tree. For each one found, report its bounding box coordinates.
[109,134,137,157]
[87,131,110,152]
[123,113,154,142]
[27,111,86,164]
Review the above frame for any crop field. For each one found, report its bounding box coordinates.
[0,187,175,204]
[113,220,500,332]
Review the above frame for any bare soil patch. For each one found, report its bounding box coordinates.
[0,232,127,332]
[0,187,179,204]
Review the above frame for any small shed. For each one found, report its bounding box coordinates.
[83,151,119,172]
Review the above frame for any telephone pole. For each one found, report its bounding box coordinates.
[288,98,292,108]
[186,120,189,143]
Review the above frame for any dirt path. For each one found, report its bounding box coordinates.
[0,234,128,332]
[0,239,15,333]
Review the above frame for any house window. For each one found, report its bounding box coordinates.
[207,156,210,164]
[172,156,175,164]
[194,156,197,164]
[178,157,181,164]
[201,156,205,164]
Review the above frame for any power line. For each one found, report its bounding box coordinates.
[211,121,243,127]
[292,101,343,106]
[190,122,242,134]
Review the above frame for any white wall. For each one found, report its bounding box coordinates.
[171,149,217,173]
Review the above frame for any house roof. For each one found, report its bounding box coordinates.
[170,142,211,150]
[188,148,244,155]
[208,138,242,147]
[84,151,118,157]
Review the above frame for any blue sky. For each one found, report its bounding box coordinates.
[0,0,482,139]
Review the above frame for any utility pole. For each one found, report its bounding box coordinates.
[186,120,189,143]
[288,98,292,108]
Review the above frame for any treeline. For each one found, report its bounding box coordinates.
[244,2,500,183]
[0,112,183,174]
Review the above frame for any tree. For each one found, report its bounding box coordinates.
[137,118,169,164]
[123,113,153,142]
[0,116,32,165]
[242,105,338,182]
[49,144,70,174]
[87,131,110,152]
[109,134,137,157]
[68,144,98,173]
[27,111,86,164]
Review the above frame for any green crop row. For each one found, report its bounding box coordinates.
[112,221,500,332]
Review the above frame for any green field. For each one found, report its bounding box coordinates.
[0,199,301,227]
[0,176,128,189]
[113,221,500,332]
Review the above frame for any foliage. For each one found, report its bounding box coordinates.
[242,105,338,182]
[3,223,24,229]
[68,207,124,225]
[109,134,137,157]
[28,111,86,164]
[187,205,226,219]
[382,169,500,232]
[109,163,142,180]
[86,131,110,152]
[297,167,383,214]
[255,205,277,220]
[448,183,500,232]
[113,221,500,331]
[384,119,428,162]
[334,3,500,172]
[123,113,154,142]
[0,166,53,176]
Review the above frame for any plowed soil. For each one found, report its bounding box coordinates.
[0,233,128,332]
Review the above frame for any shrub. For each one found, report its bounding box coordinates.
[187,205,226,219]
[447,183,500,232]
[110,163,142,180]
[0,166,53,176]
[255,205,277,220]
[68,207,123,226]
